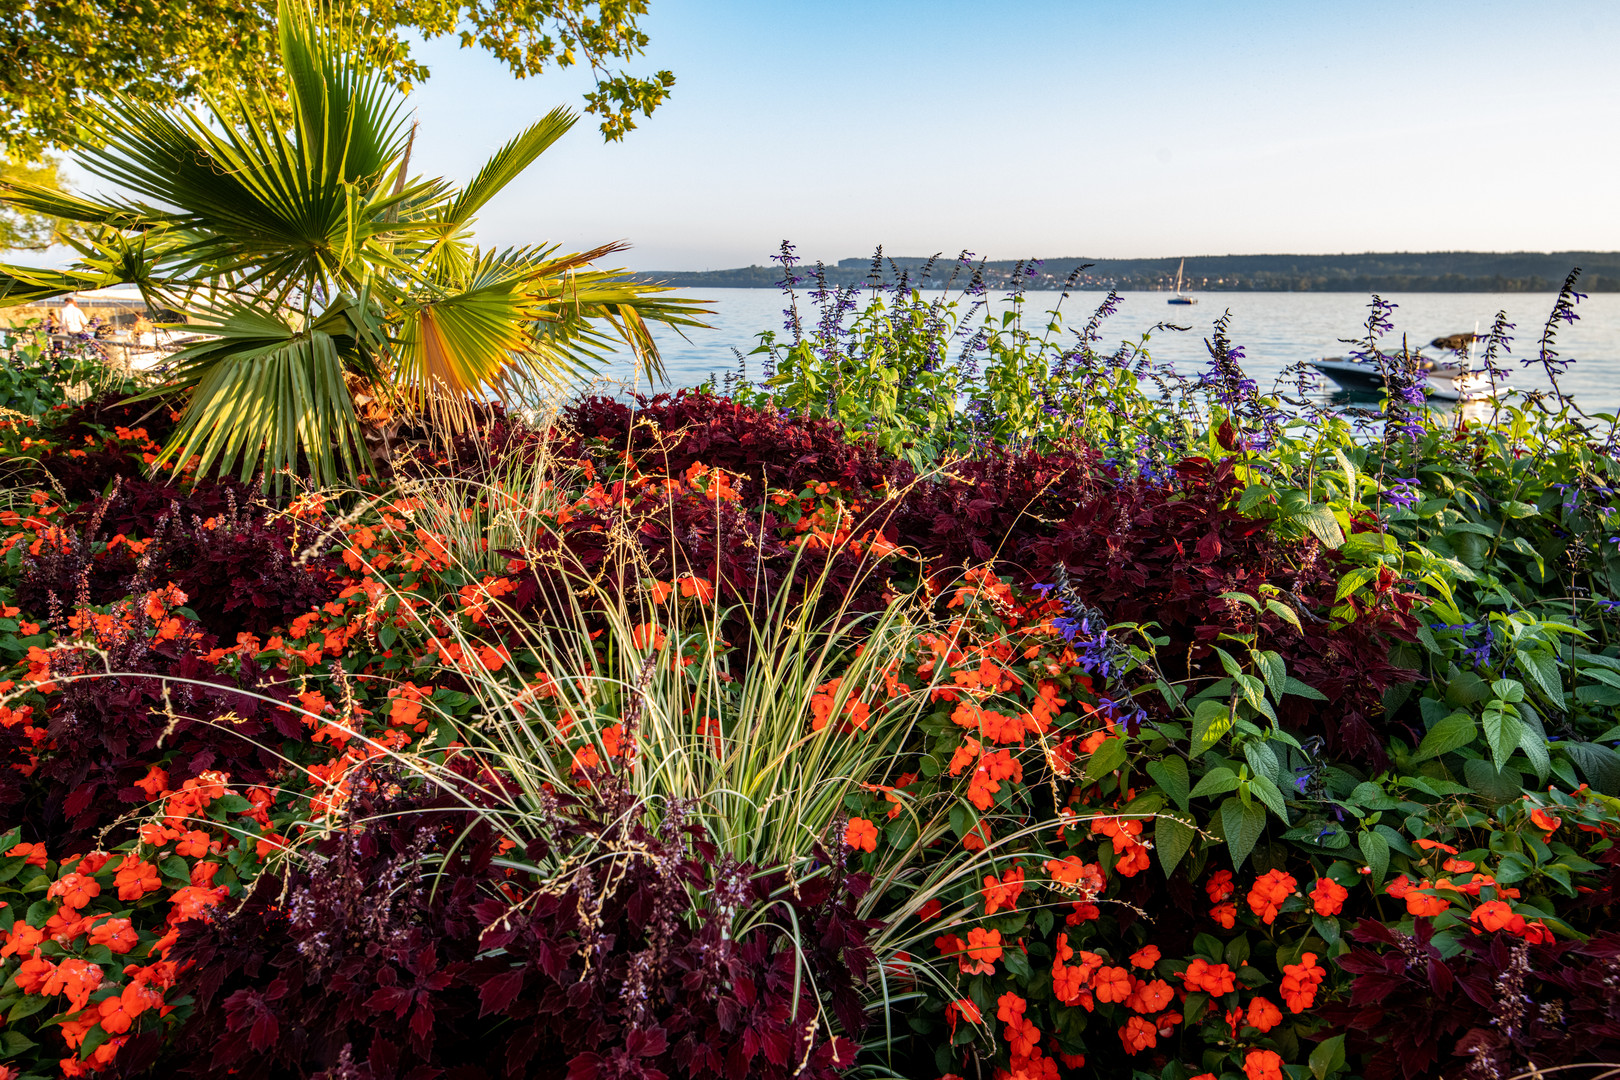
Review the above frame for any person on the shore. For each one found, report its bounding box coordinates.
[60,296,88,335]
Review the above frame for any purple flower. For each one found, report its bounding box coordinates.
[1042,565,1129,679]
[1383,478,1421,511]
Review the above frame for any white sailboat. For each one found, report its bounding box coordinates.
[1167,258,1196,305]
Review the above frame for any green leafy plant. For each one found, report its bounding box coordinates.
[0,0,705,489]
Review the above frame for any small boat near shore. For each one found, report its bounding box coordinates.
[1308,357,1498,402]
[1167,258,1196,305]
[1308,333,1504,402]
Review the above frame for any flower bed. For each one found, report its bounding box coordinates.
[1,344,1619,1080]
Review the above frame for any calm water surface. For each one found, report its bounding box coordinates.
[604,289,1620,415]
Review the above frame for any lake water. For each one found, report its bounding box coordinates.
[603,288,1620,415]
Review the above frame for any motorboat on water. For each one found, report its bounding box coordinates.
[1308,334,1505,402]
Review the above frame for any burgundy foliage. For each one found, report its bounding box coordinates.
[2,612,295,851]
[564,391,908,504]
[19,475,340,640]
[1331,917,1620,1079]
[34,391,181,499]
[163,774,872,1080]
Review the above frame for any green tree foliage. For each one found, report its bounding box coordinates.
[0,0,673,156]
[0,154,68,250]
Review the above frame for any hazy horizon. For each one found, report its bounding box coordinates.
[633,248,1620,272]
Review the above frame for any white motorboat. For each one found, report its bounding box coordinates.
[1308,357,1502,402]
[1309,333,1505,402]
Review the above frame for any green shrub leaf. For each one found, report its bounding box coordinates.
[1412,711,1476,762]
[1221,796,1267,870]
[1155,815,1196,878]
[1146,757,1190,812]
[1357,830,1389,887]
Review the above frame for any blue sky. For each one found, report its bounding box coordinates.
[400,0,1620,269]
[54,1,1620,272]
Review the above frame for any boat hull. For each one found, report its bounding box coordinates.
[1308,359,1502,402]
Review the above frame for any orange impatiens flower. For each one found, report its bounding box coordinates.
[1246,995,1284,1033]
[982,867,1025,915]
[1405,883,1451,918]
[1119,1014,1157,1054]
[41,957,103,1012]
[47,872,101,910]
[88,918,139,955]
[1245,1049,1285,1080]
[1280,951,1326,1013]
[1206,868,1236,902]
[1045,855,1105,897]
[678,575,716,602]
[1093,965,1133,1004]
[998,990,1041,1052]
[1125,978,1173,1014]
[630,622,666,651]
[1052,962,1088,1006]
[1,920,44,958]
[132,766,169,799]
[948,736,982,777]
[962,928,1003,974]
[1530,807,1562,839]
[14,954,55,993]
[995,991,1026,1024]
[1310,876,1349,917]
[1210,901,1238,929]
[845,817,879,853]
[1181,958,1238,996]
[1129,944,1160,969]
[945,997,981,1036]
[1472,900,1526,935]
[1247,869,1297,925]
[8,840,48,867]
[1005,1017,1039,1057]
[97,980,163,1036]
[570,744,602,777]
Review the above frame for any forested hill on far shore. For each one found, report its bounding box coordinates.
[625,251,1620,292]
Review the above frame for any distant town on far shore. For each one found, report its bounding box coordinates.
[626,251,1620,293]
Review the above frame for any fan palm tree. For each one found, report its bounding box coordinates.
[0,0,705,487]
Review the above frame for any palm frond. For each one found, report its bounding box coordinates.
[0,178,146,229]
[447,107,577,227]
[0,264,111,307]
[141,302,367,488]
[394,257,561,422]
[276,0,409,186]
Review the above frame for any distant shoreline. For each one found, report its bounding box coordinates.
[624,251,1620,293]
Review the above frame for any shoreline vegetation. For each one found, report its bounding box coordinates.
[626,250,1620,293]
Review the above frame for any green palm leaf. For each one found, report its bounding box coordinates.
[448,107,577,227]
[0,177,144,228]
[0,264,110,306]
[143,302,367,488]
